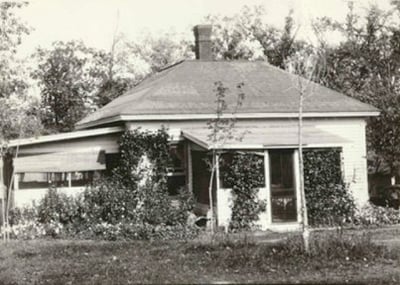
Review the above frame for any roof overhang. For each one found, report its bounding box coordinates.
[7,126,124,148]
[75,111,380,130]
[182,126,350,150]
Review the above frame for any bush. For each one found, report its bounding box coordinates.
[304,149,356,226]
[9,128,198,241]
[352,202,400,226]
[221,152,266,232]
[37,187,80,226]
[372,185,400,209]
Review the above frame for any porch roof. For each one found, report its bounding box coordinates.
[182,126,349,150]
[14,148,106,173]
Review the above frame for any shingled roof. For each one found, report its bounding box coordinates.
[76,60,379,129]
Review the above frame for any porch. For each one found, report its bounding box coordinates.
[183,125,348,232]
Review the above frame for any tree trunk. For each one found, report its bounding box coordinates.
[298,87,310,252]
[208,151,216,233]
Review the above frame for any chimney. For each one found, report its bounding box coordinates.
[193,24,212,61]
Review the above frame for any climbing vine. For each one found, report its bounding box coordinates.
[221,152,266,231]
[303,148,356,226]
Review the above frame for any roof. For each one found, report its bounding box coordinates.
[8,126,124,147]
[76,60,379,129]
[182,125,349,150]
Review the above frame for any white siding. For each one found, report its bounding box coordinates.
[128,117,370,212]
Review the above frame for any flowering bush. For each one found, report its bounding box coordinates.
[37,187,81,226]
[8,128,198,240]
[352,202,400,226]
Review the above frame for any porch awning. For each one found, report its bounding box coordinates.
[182,125,349,150]
[14,148,106,173]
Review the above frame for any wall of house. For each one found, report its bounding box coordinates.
[14,187,85,208]
[128,116,369,230]
[127,117,369,205]
[16,133,121,155]
[11,132,121,207]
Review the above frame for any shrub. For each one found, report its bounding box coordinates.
[303,149,356,226]
[37,187,80,226]
[352,202,400,226]
[9,205,38,226]
[8,128,198,240]
[221,152,266,232]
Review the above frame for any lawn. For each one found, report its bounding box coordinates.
[1,227,400,284]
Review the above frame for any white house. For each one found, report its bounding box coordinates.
[2,25,379,231]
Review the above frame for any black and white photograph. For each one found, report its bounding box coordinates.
[0,0,400,284]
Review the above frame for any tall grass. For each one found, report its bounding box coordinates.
[184,231,391,271]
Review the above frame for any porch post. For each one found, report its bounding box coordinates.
[263,150,272,228]
[215,153,221,229]
[187,142,193,194]
[294,150,302,223]
[0,158,5,231]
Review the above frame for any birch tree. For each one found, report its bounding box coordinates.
[206,81,245,233]
[285,50,326,251]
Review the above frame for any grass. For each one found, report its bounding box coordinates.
[0,228,400,284]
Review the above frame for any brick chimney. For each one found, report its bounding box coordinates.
[193,24,212,61]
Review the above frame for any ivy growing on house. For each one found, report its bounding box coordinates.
[221,152,266,231]
[303,148,356,226]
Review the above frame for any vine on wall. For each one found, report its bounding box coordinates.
[303,148,356,226]
[221,152,266,231]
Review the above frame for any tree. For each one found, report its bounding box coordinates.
[0,1,44,241]
[286,49,326,251]
[205,5,309,66]
[93,32,194,107]
[312,2,400,182]
[0,1,30,99]
[206,81,245,233]
[33,41,104,132]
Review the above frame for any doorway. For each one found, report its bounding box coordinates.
[269,150,297,223]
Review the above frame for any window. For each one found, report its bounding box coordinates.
[270,151,294,191]
[167,143,186,196]
[19,173,48,189]
[18,171,101,190]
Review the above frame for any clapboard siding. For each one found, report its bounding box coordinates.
[17,133,121,155]
[128,117,369,206]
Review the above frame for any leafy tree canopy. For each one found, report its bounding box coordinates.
[312,1,400,177]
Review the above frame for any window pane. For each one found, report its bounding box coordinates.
[168,143,185,172]
[19,173,48,189]
[49,173,68,188]
[167,175,186,196]
[270,151,294,190]
[71,171,94,187]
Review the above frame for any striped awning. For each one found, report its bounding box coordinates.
[182,125,349,150]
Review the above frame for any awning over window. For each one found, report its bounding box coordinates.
[14,148,106,173]
[182,125,349,150]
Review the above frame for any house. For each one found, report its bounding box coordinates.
[1,25,379,231]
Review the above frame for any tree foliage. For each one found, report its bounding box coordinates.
[313,2,400,177]
[205,5,309,66]
[0,2,43,143]
[0,1,30,99]
[32,41,104,132]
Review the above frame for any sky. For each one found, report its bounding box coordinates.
[16,0,394,57]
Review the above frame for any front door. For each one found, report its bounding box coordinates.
[269,150,297,223]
